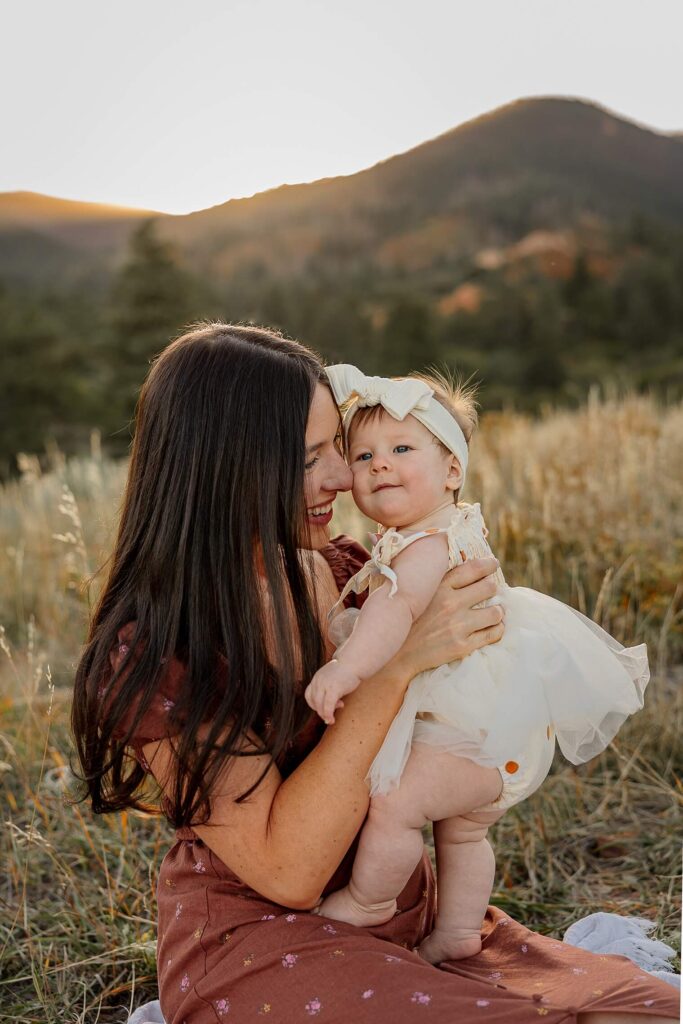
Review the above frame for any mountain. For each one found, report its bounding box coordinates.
[2,97,682,467]
[0,191,159,226]
[0,192,159,285]
[160,97,683,279]
[1,97,682,288]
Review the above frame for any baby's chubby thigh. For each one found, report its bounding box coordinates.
[368,743,504,832]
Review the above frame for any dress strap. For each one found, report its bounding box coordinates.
[328,526,447,621]
[331,559,398,618]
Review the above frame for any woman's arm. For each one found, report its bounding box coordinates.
[144,555,503,909]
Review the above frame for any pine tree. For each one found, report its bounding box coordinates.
[105,220,197,442]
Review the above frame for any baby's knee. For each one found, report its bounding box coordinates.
[368,787,426,831]
[438,813,492,845]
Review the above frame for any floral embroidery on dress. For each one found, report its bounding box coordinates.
[489,971,503,980]
[322,923,337,935]
[521,943,528,953]
[305,997,322,1016]
[411,992,432,1006]
[571,967,587,975]
[361,990,374,999]
[329,949,344,958]
[282,953,299,968]
[384,954,402,963]
[261,914,276,921]
[175,901,183,919]
[476,1000,490,1008]
[192,860,206,873]
[258,1004,272,1015]
[162,697,176,711]
[180,974,190,993]
[214,997,230,1016]
[285,913,297,922]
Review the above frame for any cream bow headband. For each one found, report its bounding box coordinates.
[325,363,468,486]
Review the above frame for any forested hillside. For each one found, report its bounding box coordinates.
[1,97,682,474]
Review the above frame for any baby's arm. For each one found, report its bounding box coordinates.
[304,534,450,724]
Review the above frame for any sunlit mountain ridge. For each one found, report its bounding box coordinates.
[1,97,682,288]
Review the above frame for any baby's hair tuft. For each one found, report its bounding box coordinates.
[410,367,479,445]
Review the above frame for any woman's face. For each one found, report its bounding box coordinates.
[303,384,353,549]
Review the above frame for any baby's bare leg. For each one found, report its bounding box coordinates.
[417,808,505,964]
[315,744,502,928]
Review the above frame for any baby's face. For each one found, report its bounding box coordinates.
[347,411,461,528]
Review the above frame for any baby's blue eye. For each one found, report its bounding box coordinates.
[394,445,411,454]
[357,452,372,462]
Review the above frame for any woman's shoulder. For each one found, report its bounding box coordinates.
[103,623,191,769]
[318,535,371,610]
[318,535,369,593]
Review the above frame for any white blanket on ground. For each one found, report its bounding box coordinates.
[126,912,680,1024]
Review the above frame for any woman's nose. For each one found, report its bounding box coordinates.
[324,451,353,492]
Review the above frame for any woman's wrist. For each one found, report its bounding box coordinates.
[382,647,416,688]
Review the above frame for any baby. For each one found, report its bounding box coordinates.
[304,363,649,964]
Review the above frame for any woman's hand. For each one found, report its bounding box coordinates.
[399,556,504,677]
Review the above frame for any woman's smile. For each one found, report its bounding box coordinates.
[303,384,353,546]
[306,499,335,526]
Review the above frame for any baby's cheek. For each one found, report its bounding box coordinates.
[352,484,375,518]
[349,471,366,501]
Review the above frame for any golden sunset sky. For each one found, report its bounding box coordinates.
[3,0,682,214]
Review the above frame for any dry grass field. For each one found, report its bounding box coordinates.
[0,393,681,1022]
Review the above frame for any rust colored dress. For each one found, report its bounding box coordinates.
[113,537,678,1024]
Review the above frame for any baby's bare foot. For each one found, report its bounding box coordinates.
[313,885,397,928]
[417,928,482,964]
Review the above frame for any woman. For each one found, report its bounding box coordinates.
[73,323,677,1023]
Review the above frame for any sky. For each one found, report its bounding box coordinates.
[3,0,682,215]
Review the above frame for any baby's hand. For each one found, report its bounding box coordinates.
[304,661,362,725]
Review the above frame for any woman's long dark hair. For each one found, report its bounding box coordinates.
[72,323,329,828]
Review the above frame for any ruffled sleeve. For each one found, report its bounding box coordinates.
[318,535,370,609]
[104,623,189,771]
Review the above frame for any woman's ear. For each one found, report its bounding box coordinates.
[445,456,463,492]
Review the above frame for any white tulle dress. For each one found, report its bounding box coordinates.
[331,503,650,798]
